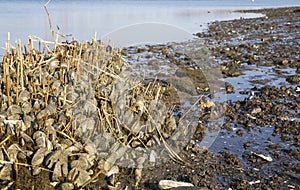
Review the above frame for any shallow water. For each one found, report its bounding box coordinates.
[4,0,300,55]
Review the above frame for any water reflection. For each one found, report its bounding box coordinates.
[0,0,267,55]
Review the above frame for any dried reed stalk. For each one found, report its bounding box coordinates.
[44,1,54,38]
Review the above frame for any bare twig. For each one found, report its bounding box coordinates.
[44,0,51,7]
[43,1,54,38]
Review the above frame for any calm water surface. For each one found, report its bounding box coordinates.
[0,0,299,52]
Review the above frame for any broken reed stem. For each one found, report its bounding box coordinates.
[154,85,161,104]
[178,95,203,124]
[6,32,10,55]
[0,160,53,173]
[29,37,33,55]
[93,32,97,44]
[30,35,75,47]
[4,33,11,106]
[56,129,77,144]
[5,61,11,107]
[55,33,59,48]
[63,85,67,105]
[80,169,103,189]
[44,4,54,38]
[16,51,20,104]
[18,40,24,91]
[0,135,11,147]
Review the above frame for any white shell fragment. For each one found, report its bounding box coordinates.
[249,180,261,185]
[158,180,194,189]
[106,165,119,177]
[251,152,273,162]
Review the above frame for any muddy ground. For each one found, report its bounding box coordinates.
[7,6,300,190]
[117,6,300,190]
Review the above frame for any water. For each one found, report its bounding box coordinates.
[1,0,299,54]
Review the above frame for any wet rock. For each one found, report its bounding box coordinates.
[286,75,299,84]
[236,129,243,137]
[225,82,235,94]
[222,152,239,166]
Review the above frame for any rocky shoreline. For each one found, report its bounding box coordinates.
[0,6,299,190]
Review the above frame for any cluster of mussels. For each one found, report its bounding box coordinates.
[0,37,189,189]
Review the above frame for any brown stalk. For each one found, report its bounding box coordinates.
[5,62,11,107]
[18,40,24,91]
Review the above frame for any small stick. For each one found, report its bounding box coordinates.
[178,96,203,123]
[0,135,11,146]
[56,129,77,144]
[33,82,36,99]
[0,160,53,173]
[39,64,42,89]
[13,161,18,179]
[7,32,10,52]
[16,87,19,105]
[45,75,51,105]
[63,85,67,105]
[60,65,63,83]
